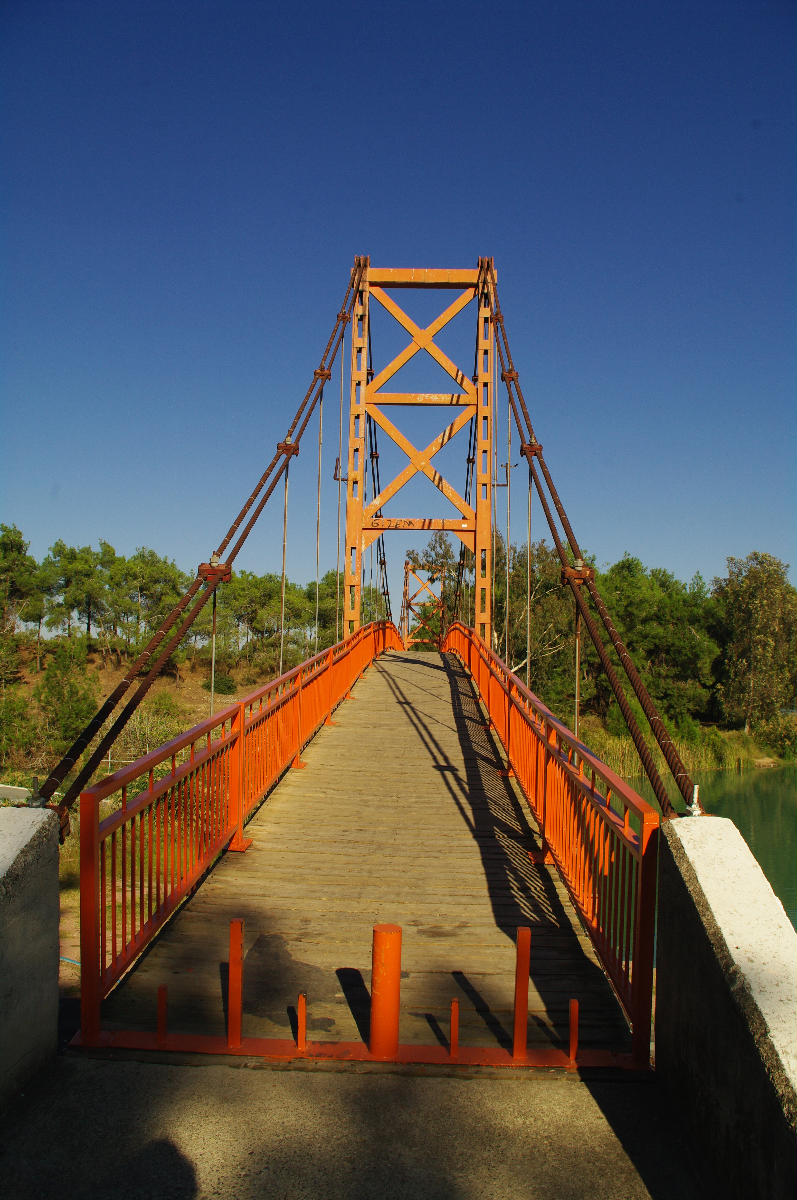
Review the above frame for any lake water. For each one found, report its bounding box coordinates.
[631,765,797,930]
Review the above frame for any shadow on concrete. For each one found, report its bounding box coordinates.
[0,1048,708,1200]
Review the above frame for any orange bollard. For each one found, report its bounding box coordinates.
[227,918,244,1050]
[297,992,307,1052]
[369,924,402,1059]
[449,999,460,1061]
[512,926,531,1059]
[569,998,579,1066]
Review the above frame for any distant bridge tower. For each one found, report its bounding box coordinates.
[343,260,495,645]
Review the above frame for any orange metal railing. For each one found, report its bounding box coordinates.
[442,622,659,1060]
[79,621,403,1043]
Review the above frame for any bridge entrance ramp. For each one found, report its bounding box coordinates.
[102,652,630,1058]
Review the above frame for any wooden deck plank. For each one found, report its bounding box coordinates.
[103,651,630,1053]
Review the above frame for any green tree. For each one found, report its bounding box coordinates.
[713,553,797,733]
[0,524,39,632]
[117,547,190,645]
[34,639,99,754]
[597,556,719,737]
[0,687,40,768]
[42,539,112,639]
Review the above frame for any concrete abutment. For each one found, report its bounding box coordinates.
[656,814,796,1199]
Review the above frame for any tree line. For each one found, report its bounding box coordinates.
[408,531,797,759]
[1,522,795,774]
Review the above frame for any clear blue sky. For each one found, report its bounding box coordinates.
[3,0,795,612]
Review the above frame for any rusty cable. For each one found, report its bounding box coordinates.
[42,258,366,828]
[526,462,531,688]
[528,460,676,817]
[314,387,323,656]
[485,262,683,816]
[279,461,289,676]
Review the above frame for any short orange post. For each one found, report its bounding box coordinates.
[227,918,244,1049]
[449,999,460,1061]
[157,985,168,1047]
[369,923,402,1060]
[569,998,579,1066]
[512,926,531,1060]
[297,992,307,1052]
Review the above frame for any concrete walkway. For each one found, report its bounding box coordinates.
[2,1052,704,1200]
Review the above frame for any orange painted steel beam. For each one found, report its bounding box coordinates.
[367,267,480,288]
[343,274,370,635]
[401,562,448,649]
[368,517,476,534]
[72,1028,636,1070]
[343,260,494,644]
[370,393,473,406]
[72,918,638,1072]
[364,403,476,520]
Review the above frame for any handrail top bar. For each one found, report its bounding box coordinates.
[81,621,400,803]
[447,622,658,823]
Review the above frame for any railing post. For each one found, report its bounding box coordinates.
[504,677,514,776]
[79,789,101,1045]
[292,670,307,768]
[229,703,252,852]
[324,649,335,724]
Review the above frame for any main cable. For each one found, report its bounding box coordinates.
[483,259,686,816]
[42,257,367,830]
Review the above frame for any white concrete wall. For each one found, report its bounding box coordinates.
[0,808,60,1110]
[656,814,797,1200]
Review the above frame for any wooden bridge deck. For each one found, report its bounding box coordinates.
[104,651,630,1055]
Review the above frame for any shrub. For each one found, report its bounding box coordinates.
[203,672,236,695]
[756,714,797,760]
[33,639,99,753]
[0,687,39,767]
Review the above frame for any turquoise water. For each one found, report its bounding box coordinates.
[632,765,797,929]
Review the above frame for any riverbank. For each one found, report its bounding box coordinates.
[579,714,791,783]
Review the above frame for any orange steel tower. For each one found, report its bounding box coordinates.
[401,561,446,649]
[343,260,495,646]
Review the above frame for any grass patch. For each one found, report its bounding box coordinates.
[577,717,775,781]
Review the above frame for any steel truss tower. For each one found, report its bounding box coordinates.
[343,260,495,645]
